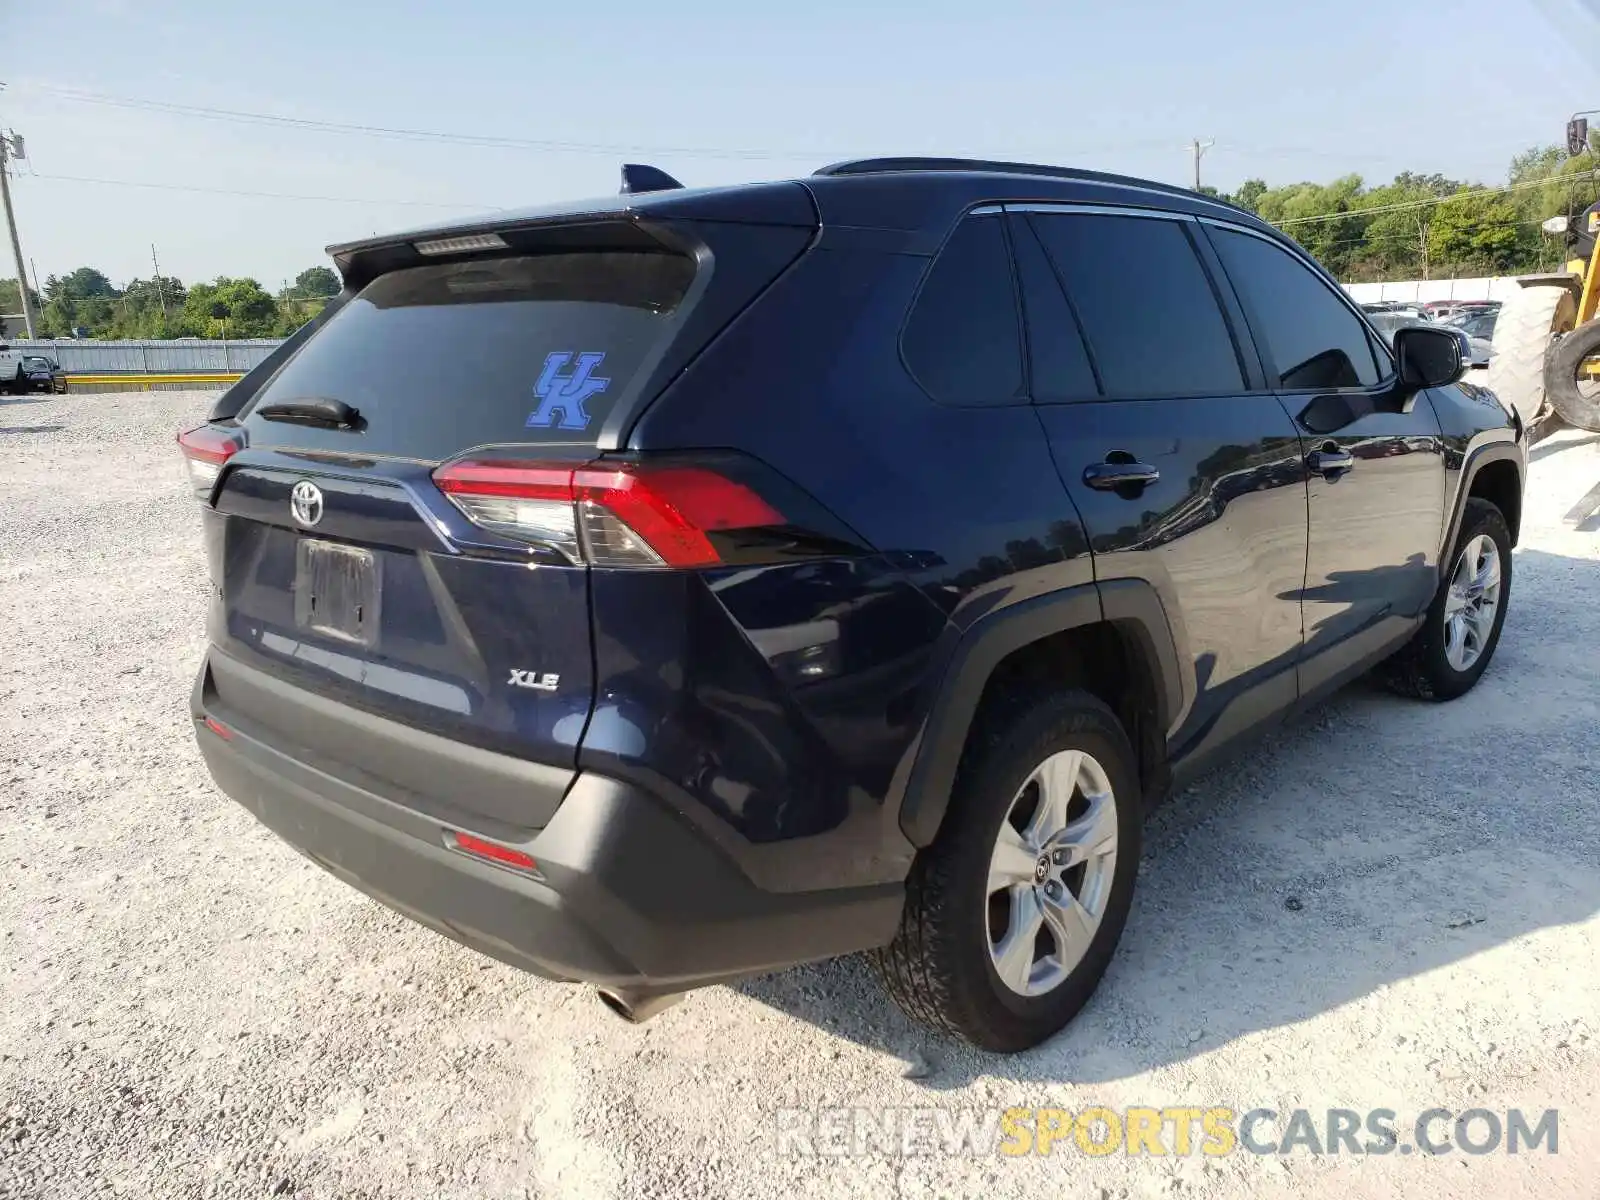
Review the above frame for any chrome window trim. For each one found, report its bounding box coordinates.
[1003,202,1192,222]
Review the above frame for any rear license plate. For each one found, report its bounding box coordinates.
[294,539,381,645]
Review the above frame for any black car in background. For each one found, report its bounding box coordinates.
[20,356,66,393]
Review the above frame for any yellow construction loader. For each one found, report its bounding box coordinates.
[1484,115,1600,441]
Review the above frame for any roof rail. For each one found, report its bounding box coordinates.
[811,157,1232,211]
[815,157,1095,180]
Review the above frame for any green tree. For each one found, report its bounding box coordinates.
[0,278,41,319]
[1258,175,1367,276]
[184,277,280,338]
[1229,178,1267,214]
[107,277,190,338]
[292,266,339,298]
[36,267,122,336]
[1429,194,1534,274]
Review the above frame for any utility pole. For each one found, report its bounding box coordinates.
[150,244,169,320]
[1189,137,1215,192]
[0,128,36,337]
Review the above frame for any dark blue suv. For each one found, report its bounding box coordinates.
[183,159,1524,1051]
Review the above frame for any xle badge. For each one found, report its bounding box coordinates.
[526,351,609,431]
[509,669,560,692]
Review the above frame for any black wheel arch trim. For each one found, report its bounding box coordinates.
[1444,437,1524,555]
[895,579,1182,847]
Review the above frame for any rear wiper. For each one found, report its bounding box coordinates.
[257,398,362,429]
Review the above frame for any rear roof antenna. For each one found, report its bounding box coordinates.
[620,163,685,195]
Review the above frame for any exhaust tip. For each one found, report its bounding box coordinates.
[595,988,683,1024]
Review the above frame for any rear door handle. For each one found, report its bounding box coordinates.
[1306,446,1354,477]
[1083,460,1160,491]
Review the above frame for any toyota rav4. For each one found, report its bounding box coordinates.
[183,159,1525,1051]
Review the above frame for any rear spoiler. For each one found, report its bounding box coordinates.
[326,180,817,289]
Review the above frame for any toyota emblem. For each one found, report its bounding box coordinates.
[290,480,324,527]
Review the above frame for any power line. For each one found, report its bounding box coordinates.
[18,82,1197,165]
[19,84,880,161]
[16,170,495,210]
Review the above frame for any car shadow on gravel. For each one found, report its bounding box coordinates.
[737,546,1600,1085]
[0,392,62,405]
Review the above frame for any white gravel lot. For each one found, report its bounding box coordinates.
[2,390,1598,1200]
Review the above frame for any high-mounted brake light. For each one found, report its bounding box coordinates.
[433,459,785,568]
[177,424,242,498]
[414,232,507,256]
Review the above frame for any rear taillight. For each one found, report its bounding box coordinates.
[177,424,242,498]
[433,459,786,568]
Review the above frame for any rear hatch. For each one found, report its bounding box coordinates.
[188,201,815,835]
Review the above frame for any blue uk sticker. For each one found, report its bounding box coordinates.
[526,351,610,431]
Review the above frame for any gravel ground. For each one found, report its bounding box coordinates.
[2,390,1598,1200]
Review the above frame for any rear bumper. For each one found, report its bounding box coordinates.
[192,655,902,992]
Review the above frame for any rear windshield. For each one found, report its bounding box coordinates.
[244,251,695,457]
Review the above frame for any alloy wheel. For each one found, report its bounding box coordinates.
[985,750,1119,997]
[1443,532,1502,672]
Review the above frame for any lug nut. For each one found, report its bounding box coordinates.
[1052,849,1068,865]
[1044,881,1062,899]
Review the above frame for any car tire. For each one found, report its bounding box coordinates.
[871,690,1142,1052]
[1483,284,1573,426]
[1381,498,1511,701]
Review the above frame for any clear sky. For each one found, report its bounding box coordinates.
[6,0,1600,290]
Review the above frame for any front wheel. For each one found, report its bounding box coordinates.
[1382,498,1511,700]
[871,690,1142,1052]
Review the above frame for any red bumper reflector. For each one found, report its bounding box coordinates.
[203,716,234,741]
[449,830,539,873]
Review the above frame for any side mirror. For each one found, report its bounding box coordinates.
[1394,324,1467,390]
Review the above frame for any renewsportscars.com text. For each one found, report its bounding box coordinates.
[774,1106,1559,1158]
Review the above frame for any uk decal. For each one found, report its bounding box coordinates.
[526,351,610,431]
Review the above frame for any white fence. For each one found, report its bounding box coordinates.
[1341,277,1521,304]
[3,339,281,374]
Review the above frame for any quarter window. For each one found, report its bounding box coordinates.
[902,215,1025,406]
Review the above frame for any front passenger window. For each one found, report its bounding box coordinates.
[1212,228,1381,390]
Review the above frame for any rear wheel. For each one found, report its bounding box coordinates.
[1382,498,1511,700]
[871,690,1141,1052]
[1484,284,1575,426]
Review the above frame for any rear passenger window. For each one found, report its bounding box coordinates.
[902,215,1025,406]
[1012,217,1099,401]
[1211,228,1381,390]
[1028,213,1244,398]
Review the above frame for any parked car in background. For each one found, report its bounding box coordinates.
[1443,309,1498,368]
[1363,302,1429,321]
[1445,309,1499,339]
[20,355,67,393]
[0,344,26,391]
[1431,301,1499,324]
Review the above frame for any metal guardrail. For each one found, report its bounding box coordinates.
[68,373,244,387]
[8,339,280,374]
